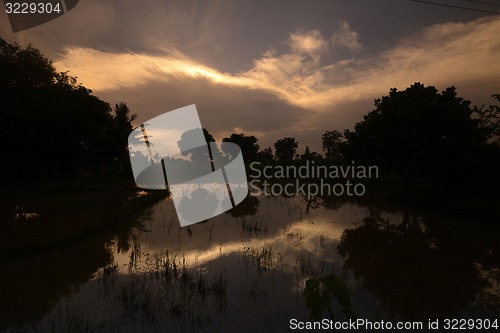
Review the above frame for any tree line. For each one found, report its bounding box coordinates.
[2,38,499,191]
[218,84,500,191]
[1,38,135,180]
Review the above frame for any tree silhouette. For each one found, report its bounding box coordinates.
[322,130,343,162]
[0,38,135,179]
[0,38,55,88]
[274,137,298,161]
[112,102,137,164]
[473,94,500,140]
[222,133,259,161]
[343,83,500,188]
[300,146,321,161]
[256,147,273,161]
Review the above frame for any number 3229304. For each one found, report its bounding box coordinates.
[443,319,498,330]
[5,2,62,14]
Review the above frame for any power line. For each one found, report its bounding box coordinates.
[409,0,500,14]
[462,0,500,7]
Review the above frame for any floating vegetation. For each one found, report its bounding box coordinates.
[243,244,276,271]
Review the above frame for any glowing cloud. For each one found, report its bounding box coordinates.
[54,17,500,115]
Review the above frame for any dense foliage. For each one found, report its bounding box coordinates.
[0,38,133,179]
[341,83,500,188]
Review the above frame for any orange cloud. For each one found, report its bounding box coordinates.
[54,16,500,114]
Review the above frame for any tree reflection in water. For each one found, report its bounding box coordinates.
[337,210,499,319]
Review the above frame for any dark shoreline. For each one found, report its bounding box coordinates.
[0,179,169,256]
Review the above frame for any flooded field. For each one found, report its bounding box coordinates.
[2,192,499,332]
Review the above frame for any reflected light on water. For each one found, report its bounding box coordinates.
[3,193,499,332]
[111,195,358,275]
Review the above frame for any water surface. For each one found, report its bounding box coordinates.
[3,193,499,332]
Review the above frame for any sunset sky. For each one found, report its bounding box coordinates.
[2,0,499,152]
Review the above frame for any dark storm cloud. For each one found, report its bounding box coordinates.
[1,0,491,71]
[1,0,498,151]
[50,15,499,151]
